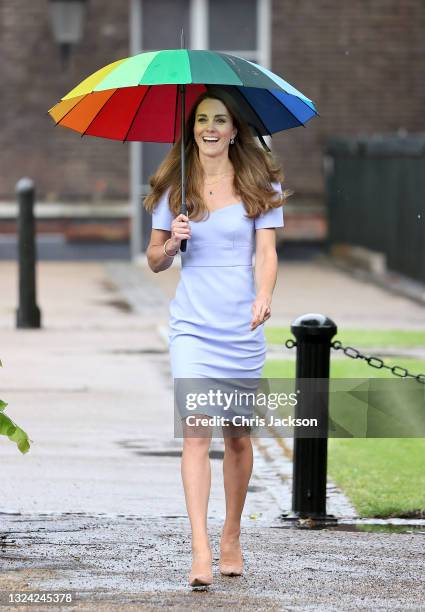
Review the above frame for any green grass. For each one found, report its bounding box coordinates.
[262,356,425,518]
[265,327,425,348]
[328,438,425,518]
[263,358,425,379]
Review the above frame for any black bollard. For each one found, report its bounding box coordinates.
[16,178,41,329]
[287,313,337,523]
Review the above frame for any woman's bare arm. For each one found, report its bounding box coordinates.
[251,228,278,330]
[146,214,191,273]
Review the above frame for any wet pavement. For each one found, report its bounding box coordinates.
[1,513,425,611]
[1,260,425,610]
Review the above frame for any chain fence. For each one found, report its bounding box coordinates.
[284,338,425,385]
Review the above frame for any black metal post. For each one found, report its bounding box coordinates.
[288,313,337,523]
[16,178,41,329]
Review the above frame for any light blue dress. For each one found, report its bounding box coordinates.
[151,183,284,419]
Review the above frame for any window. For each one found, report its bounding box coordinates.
[209,0,257,53]
[142,0,191,49]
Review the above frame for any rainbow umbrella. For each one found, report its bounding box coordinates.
[48,48,318,250]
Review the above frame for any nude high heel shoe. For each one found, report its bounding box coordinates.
[219,560,244,576]
[219,539,244,576]
[189,572,213,587]
[189,549,213,587]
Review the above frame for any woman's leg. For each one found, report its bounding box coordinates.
[220,426,253,573]
[181,417,213,582]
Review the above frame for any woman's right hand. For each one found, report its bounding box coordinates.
[169,213,191,250]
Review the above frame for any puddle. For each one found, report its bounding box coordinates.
[271,517,425,535]
[134,449,225,459]
[331,523,425,534]
[247,485,267,493]
[117,439,225,460]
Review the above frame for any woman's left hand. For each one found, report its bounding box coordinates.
[250,294,271,330]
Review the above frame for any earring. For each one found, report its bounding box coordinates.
[230,137,235,144]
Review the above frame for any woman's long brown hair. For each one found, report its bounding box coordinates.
[143,88,293,221]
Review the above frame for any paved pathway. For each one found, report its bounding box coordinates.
[1,259,424,610]
[135,254,425,329]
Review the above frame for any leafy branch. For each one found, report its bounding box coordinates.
[0,358,31,454]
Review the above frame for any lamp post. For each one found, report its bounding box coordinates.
[48,0,87,68]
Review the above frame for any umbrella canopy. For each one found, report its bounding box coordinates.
[48,49,318,143]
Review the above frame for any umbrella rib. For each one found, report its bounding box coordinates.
[274,88,320,118]
[80,90,120,138]
[48,94,90,126]
[267,89,317,128]
[245,56,319,116]
[122,85,152,143]
[234,87,271,137]
[172,85,179,144]
[296,96,320,118]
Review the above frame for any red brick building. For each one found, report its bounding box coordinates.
[0,1,424,254]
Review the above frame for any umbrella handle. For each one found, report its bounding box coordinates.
[179,199,187,253]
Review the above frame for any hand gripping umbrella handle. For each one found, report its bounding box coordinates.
[179,203,187,252]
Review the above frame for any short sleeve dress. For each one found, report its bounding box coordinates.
[151,182,284,390]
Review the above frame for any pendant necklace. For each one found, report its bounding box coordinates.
[205,172,234,196]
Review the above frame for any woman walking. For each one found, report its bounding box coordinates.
[144,89,289,588]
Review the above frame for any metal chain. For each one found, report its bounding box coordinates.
[284,338,425,384]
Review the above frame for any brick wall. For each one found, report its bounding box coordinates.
[0,0,129,202]
[0,1,424,206]
[271,0,425,204]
